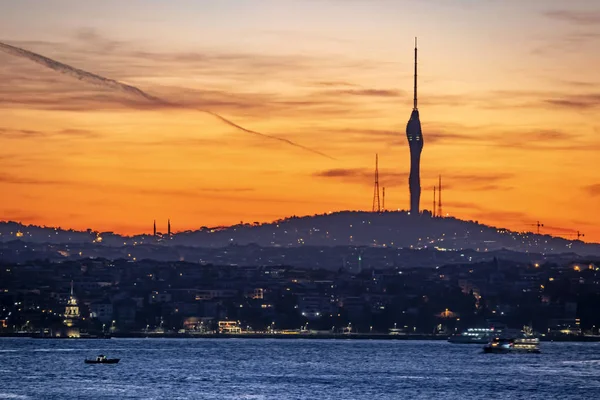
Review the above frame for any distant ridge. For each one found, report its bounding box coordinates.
[1,211,598,257]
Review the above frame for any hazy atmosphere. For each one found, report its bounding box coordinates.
[1,0,599,240]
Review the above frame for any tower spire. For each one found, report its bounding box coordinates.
[70,280,74,296]
[413,37,418,111]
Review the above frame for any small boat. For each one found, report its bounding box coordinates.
[84,355,120,364]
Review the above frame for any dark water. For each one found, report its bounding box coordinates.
[1,338,600,399]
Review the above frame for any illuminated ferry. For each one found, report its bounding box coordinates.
[483,330,540,354]
[448,327,495,344]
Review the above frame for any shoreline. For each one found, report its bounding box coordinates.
[2,332,600,342]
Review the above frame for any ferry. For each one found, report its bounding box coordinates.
[483,333,540,354]
[448,327,495,344]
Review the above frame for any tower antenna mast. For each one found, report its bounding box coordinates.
[413,37,418,111]
[437,175,442,218]
[372,154,381,212]
[433,186,436,217]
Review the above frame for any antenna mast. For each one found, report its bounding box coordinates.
[437,175,442,218]
[372,154,381,212]
[413,37,418,111]
[382,187,386,211]
[433,186,436,218]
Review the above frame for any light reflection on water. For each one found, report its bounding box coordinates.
[1,339,599,399]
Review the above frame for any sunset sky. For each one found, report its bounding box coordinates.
[1,0,599,241]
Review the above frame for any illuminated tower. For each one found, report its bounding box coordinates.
[406,37,423,215]
[64,281,80,328]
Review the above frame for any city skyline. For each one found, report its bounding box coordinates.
[1,0,599,241]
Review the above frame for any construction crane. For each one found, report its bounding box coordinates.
[526,221,544,235]
[543,226,585,241]
[560,231,585,241]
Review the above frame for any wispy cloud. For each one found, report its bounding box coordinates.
[332,88,402,97]
[584,184,600,196]
[544,10,600,25]
[0,41,333,159]
[313,168,408,187]
[0,127,100,139]
[544,94,600,110]
[0,173,70,186]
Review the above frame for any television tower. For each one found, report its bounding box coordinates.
[372,154,381,212]
[406,37,424,215]
[153,220,156,237]
[168,219,171,237]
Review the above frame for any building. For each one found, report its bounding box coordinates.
[406,38,424,215]
[63,281,80,328]
[218,320,241,334]
[62,281,81,338]
[90,299,113,323]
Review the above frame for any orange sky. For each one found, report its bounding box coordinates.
[1,1,599,241]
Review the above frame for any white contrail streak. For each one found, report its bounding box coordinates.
[0,41,334,159]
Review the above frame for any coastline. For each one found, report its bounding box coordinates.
[2,332,600,342]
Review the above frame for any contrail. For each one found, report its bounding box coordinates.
[0,41,333,159]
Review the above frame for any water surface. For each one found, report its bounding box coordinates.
[1,338,599,399]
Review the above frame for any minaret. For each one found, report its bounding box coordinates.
[406,37,424,215]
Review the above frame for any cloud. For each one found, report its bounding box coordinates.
[544,10,600,25]
[0,173,70,186]
[0,41,333,159]
[313,81,357,87]
[544,94,600,110]
[333,89,402,97]
[0,210,43,223]
[0,127,100,139]
[313,166,515,193]
[584,184,600,196]
[443,201,487,212]
[425,130,475,144]
[313,168,408,187]
[471,209,529,223]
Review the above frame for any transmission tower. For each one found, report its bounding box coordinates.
[372,154,381,212]
[437,175,442,218]
[433,186,436,217]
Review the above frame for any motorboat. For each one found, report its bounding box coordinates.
[84,355,120,364]
[483,336,540,354]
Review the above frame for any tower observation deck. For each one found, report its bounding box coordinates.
[406,37,423,215]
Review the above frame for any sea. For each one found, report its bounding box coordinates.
[0,338,599,399]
